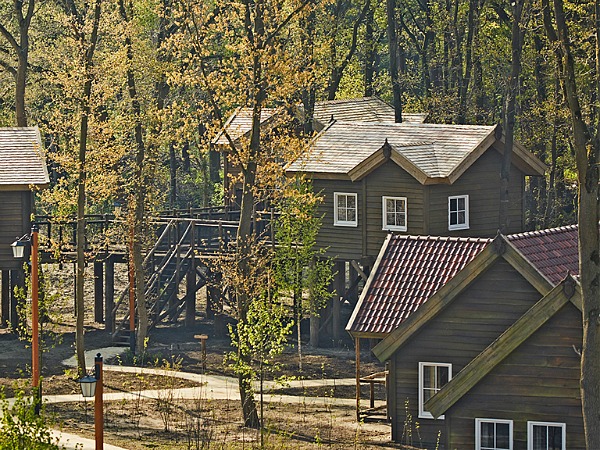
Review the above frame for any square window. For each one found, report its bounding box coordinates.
[448,195,469,230]
[476,419,513,450]
[528,422,566,450]
[382,196,407,231]
[418,362,451,419]
[334,193,358,227]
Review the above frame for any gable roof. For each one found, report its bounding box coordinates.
[0,127,49,190]
[371,234,555,362]
[286,121,546,183]
[507,224,579,284]
[311,97,427,126]
[346,234,491,338]
[425,276,581,419]
[212,107,277,146]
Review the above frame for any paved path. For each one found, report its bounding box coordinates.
[38,347,374,449]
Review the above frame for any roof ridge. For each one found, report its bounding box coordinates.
[392,234,492,243]
[507,224,578,240]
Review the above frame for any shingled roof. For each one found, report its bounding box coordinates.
[287,121,546,183]
[348,226,580,339]
[0,127,49,190]
[311,97,427,126]
[346,234,491,338]
[507,224,579,285]
[212,107,277,146]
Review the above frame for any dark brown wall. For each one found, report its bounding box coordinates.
[0,191,32,270]
[313,148,528,262]
[389,259,542,449]
[427,149,525,237]
[447,303,584,450]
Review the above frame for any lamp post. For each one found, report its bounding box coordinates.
[78,353,103,450]
[12,224,41,413]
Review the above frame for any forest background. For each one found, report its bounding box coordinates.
[0,0,599,446]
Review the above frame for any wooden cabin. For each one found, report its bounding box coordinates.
[368,226,582,449]
[0,127,49,327]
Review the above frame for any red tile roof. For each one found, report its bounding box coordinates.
[507,224,579,285]
[346,235,491,337]
[347,225,580,338]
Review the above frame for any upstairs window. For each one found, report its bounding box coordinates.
[334,192,358,227]
[383,196,407,231]
[476,419,513,450]
[448,195,469,230]
[418,362,452,419]
[528,422,566,450]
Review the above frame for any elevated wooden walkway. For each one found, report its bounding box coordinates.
[33,207,276,344]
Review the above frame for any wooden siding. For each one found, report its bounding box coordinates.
[427,149,525,237]
[446,303,584,450]
[313,161,426,260]
[0,191,32,270]
[389,259,542,449]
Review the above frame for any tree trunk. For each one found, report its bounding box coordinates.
[544,0,600,446]
[364,2,375,97]
[499,0,524,234]
[386,0,402,122]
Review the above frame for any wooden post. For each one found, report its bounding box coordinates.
[104,257,114,332]
[355,336,361,420]
[185,255,196,326]
[310,314,319,347]
[1,270,9,327]
[10,269,24,331]
[94,262,103,323]
[94,353,103,450]
[332,261,345,345]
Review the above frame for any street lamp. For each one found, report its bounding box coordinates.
[78,353,103,450]
[11,224,41,413]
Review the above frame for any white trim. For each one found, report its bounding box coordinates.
[527,421,566,450]
[333,192,358,227]
[418,362,452,419]
[382,196,408,231]
[476,418,513,450]
[448,194,469,230]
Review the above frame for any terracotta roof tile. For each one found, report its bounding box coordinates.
[507,224,579,285]
[347,235,491,336]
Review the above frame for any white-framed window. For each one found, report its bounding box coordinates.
[382,196,407,231]
[418,362,452,419]
[527,421,566,450]
[448,195,469,230]
[334,192,358,227]
[476,419,513,450]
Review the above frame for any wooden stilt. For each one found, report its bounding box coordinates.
[185,256,196,326]
[332,261,345,345]
[94,262,103,323]
[10,269,24,332]
[105,257,114,332]
[1,270,9,327]
[355,336,361,420]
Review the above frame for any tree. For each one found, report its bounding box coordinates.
[542,0,600,446]
[0,0,35,126]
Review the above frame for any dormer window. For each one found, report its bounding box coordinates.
[448,195,469,230]
[334,192,358,227]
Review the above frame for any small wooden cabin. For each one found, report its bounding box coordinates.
[370,227,582,449]
[0,127,49,327]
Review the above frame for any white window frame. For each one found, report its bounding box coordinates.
[476,418,513,450]
[382,196,408,231]
[527,421,566,450]
[448,194,469,230]
[333,192,358,227]
[418,362,452,419]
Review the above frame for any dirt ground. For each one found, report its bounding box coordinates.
[0,264,413,449]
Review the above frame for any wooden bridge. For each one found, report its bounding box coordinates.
[34,207,276,344]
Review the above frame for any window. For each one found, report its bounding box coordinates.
[448,195,469,230]
[528,422,566,450]
[418,362,452,419]
[476,419,513,450]
[382,196,407,231]
[334,192,358,227]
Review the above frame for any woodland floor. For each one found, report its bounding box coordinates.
[0,264,421,449]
